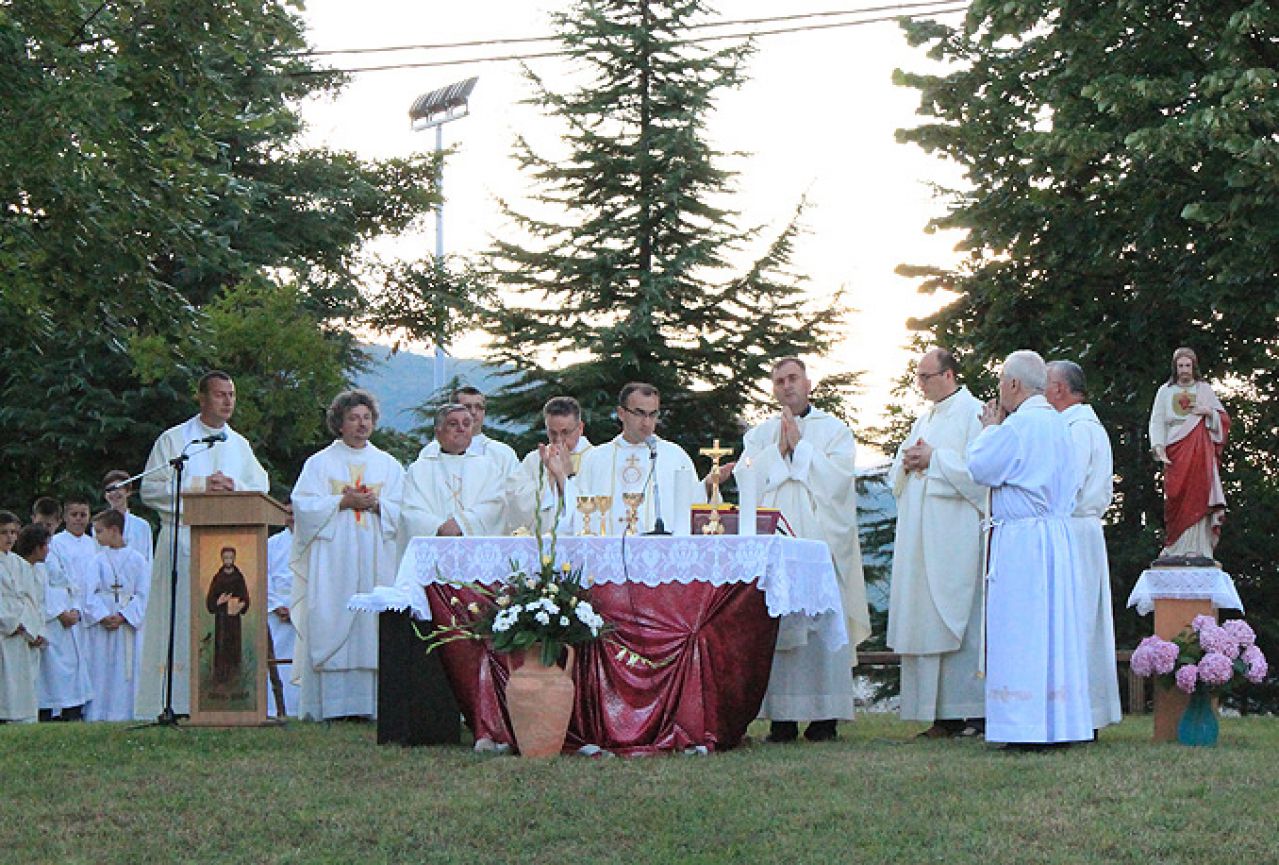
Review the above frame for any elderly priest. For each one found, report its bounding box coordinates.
[968,350,1091,749]
[136,371,269,719]
[402,403,508,538]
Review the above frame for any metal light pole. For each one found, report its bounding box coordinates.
[409,75,478,393]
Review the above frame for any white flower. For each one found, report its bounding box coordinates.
[559,616,569,627]
[535,611,551,625]
[524,577,538,590]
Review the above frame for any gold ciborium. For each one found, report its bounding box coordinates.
[592,496,613,536]
[576,496,598,536]
[621,492,645,536]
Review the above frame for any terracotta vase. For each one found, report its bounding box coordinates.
[505,644,576,758]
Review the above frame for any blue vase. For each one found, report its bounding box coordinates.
[1177,687,1219,747]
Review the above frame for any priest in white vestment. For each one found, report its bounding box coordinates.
[730,359,870,742]
[136,371,269,719]
[291,390,405,721]
[84,511,150,722]
[968,350,1091,747]
[453,386,520,531]
[508,396,594,536]
[887,348,988,737]
[104,469,155,565]
[576,382,704,536]
[2,522,48,724]
[265,520,299,717]
[402,404,509,538]
[1047,361,1122,734]
[39,504,97,720]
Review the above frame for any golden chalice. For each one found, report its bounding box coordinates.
[621,492,645,536]
[593,496,613,536]
[576,496,598,536]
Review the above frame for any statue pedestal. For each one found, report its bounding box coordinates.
[1127,566,1242,742]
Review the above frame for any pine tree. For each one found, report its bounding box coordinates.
[486,0,843,459]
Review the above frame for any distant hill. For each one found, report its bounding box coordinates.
[353,344,520,435]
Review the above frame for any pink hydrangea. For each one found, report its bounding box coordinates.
[1197,652,1235,687]
[1174,664,1199,694]
[1132,636,1179,677]
[1242,645,1269,684]
[1221,619,1257,648]
[1198,625,1241,660]
[1191,614,1216,633]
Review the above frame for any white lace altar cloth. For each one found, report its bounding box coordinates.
[349,534,848,650]
[1126,567,1244,616]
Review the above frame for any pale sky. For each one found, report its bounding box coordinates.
[297,1,968,442]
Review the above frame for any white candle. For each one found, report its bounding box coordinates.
[672,465,693,536]
[737,457,757,536]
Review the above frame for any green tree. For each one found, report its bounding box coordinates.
[485,0,843,459]
[894,0,1279,703]
[0,0,442,510]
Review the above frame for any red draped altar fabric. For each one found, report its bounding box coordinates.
[425,580,779,756]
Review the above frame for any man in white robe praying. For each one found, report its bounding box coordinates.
[37,499,94,721]
[84,510,149,722]
[103,469,154,565]
[1046,360,1122,735]
[576,382,704,536]
[265,515,299,717]
[136,370,269,720]
[402,404,509,538]
[508,396,594,536]
[887,348,988,738]
[732,358,871,743]
[291,389,405,721]
[453,386,520,532]
[2,518,48,724]
[968,350,1091,748]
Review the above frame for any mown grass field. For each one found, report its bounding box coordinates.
[2,713,1274,864]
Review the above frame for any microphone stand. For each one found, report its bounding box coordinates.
[130,438,218,729]
[643,444,670,536]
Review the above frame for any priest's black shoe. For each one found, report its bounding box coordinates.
[803,720,839,742]
[765,721,799,743]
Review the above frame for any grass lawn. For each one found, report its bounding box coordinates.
[2,713,1274,864]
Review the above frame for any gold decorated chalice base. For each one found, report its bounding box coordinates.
[621,492,645,536]
[576,496,597,536]
[593,496,613,536]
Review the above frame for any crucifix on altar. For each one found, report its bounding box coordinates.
[699,439,733,506]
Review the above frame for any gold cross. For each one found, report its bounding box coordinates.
[699,439,733,463]
[330,463,383,526]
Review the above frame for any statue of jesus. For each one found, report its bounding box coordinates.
[1148,347,1230,562]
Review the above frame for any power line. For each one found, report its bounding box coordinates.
[290,4,970,77]
[300,2,967,57]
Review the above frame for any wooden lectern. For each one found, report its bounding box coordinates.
[183,491,288,726]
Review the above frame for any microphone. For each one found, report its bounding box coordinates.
[643,435,670,535]
[193,431,228,445]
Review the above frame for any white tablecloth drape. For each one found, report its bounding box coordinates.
[1126,567,1244,616]
[349,534,848,650]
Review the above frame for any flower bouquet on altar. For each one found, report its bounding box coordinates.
[1130,616,1268,745]
[422,553,611,667]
